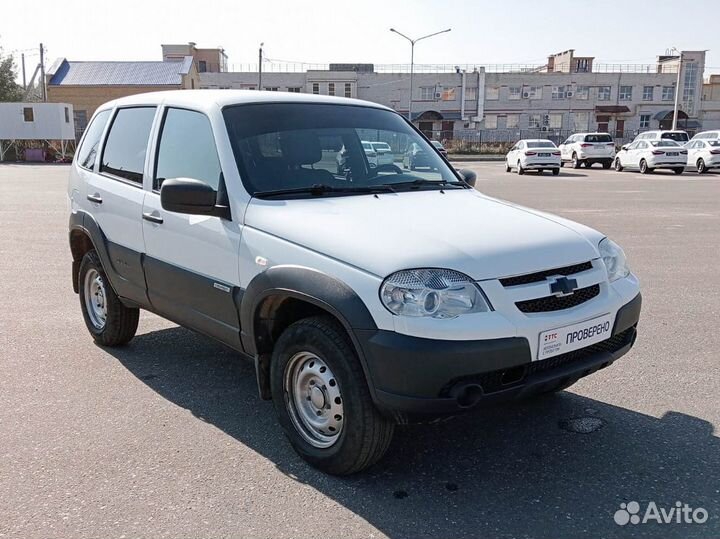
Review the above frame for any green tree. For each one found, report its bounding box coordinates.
[0,49,23,102]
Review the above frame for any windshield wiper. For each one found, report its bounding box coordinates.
[253,183,396,199]
[388,178,468,189]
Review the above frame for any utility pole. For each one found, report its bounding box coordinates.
[390,28,451,122]
[258,43,264,90]
[21,53,27,90]
[39,43,46,102]
[671,49,682,131]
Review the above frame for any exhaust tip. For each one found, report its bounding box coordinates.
[452,383,484,408]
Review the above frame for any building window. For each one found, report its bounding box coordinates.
[619,86,633,101]
[312,82,319,94]
[683,61,698,115]
[23,107,34,122]
[573,112,589,130]
[642,86,654,101]
[328,83,335,96]
[486,87,499,100]
[528,114,542,129]
[527,86,542,99]
[506,114,519,128]
[640,114,651,128]
[597,86,611,101]
[575,86,589,100]
[509,87,522,100]
[485,115,497,129]
[287,87,301,93]
[552,86,567,100]
[420,87,435,100]
[73,110,88,140]
[548,114,563,129]
[198,60,207,73]
[575,58,590,73]
[345,83,351,98]
[264,87,279,91]
[662,86,674,101]
[64,107,70,123]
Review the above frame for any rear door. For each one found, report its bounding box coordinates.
[141,106,242,348]
[86,106,157,305]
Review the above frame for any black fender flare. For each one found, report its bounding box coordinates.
[240,266,379,399]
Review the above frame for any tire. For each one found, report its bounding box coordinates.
[571,153,580,169]
[78,250,139,346]
[602,161,611,170]
[584,161,592,168]
[517,161,525,175]
[639,159,650,174]
[270,316,394,475]
[505,161,511,173]
[552,168,560,176]
[560,161,565,168]
[614,158,624,172]
[697,159,706,174]
[673,167,684,175]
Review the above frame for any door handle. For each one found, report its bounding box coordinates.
[87,193,103,204]
[142,212,164,224]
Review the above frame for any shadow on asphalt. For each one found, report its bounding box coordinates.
[107,326,719,539]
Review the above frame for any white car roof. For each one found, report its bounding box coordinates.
[520,139,555,143]
[571,132,611,136]
[95,89,394,115]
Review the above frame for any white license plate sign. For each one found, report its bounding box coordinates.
[538,313,614,360]
[666,152,678,156]
[538,152,550,157]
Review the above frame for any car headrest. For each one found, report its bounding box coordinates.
[280,131,322,165]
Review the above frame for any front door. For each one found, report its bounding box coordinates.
[141,107,243,348]
[419,121,433,138]
[597,115,610,134]
[615,120,625,139]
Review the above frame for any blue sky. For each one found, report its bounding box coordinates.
[3,0,719,75]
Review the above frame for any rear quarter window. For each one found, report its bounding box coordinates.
[75,110,111,170]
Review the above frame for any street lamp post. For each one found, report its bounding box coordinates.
[390,27,451,121]
[258,43,264,90]
[670,47,682,130]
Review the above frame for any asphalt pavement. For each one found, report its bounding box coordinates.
[1,163,719,538]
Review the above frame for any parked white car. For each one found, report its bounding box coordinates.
[336,142,378,174]
[558,133,616,169]
[685,139,720,173]
[614,139,687,174]
[68,90,641,474]
[505,139,561,175]
[633,130,690,144]
[368,141,395,166]
[690,130,720,142]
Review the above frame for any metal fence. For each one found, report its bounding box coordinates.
[424,129,638,155]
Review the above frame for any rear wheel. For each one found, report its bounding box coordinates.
[517,161,525,175]
[571,153,580,169]
[673,167,684,175]
[697,159,706,174]
[639,159,650,174]
[78,250,139,346]
[552,168,560,176]
[602,161,611,169]
[614,158,624,172]
[270,316,394,475]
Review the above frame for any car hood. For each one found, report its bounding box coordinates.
[245,189,604,280]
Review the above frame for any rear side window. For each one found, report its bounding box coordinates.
[76,110,111,170]
[100,107,156,183]
[584,134,612,143]
[661,132,689,142]
[154,108,222,190]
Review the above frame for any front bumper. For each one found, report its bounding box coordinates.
[357,293,641,420]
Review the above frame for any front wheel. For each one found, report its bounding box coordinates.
[571,153,580,169]
[78,250,139,346]
[614,158,624,172]
[697,159,706,174]
[639,159,650,174]
[673,167,684,175]
[517,161,525,175]
[505,161,511,173]
[270,316,394,475]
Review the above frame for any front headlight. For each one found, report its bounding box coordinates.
[599,238,630,281]
[380,269,491,319]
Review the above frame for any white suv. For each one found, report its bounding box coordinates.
[68,90,641,475]
[633,130,690,144]
[558,133,616,169]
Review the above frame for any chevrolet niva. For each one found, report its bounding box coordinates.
[68,90,641,475]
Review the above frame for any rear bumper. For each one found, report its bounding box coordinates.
[358,293,642,420]
[523,162,560,169]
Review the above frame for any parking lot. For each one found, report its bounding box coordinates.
[1,163,719,538]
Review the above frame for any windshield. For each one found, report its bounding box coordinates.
[651,140,680,147]
[526,140,557,148]
[223,103,461,197]
[661,132,689,142]
[584,134,612,143]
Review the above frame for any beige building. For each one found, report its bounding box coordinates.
[162,42,227,73]
[701,74,720,129]
[46,56,199,138]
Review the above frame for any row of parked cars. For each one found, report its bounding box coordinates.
[505,130,720,175]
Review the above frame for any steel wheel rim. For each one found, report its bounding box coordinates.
[84,268,107,329]
[640,160,646,173]
[698,160,705,173]
[284,351,344,448]
[615,159,621,171]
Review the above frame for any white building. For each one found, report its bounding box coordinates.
[0,102,76,160]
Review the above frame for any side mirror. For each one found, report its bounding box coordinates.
[621,145,629,151]
[160,178,230,219]
[457,168,477,187]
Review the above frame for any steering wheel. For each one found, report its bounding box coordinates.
[374,164,403,175]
